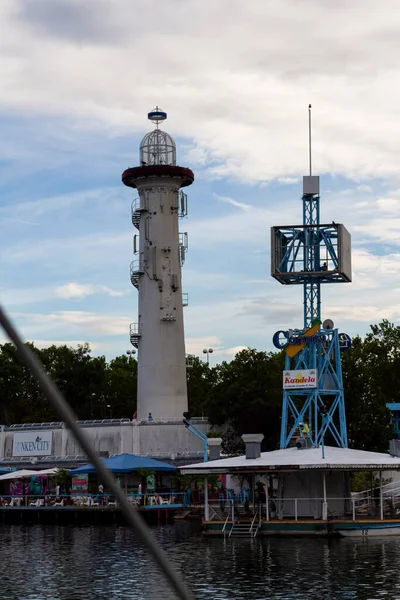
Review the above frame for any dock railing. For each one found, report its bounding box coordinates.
[0,491,187,509]
[203,492,400,523]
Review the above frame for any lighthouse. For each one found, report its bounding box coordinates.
[122,108,194,421]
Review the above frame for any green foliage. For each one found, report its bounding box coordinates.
[342,319,395,451]
[204,348,284,451]
[54,468,71,485]
[0,320,398,454]
[0,342,137,423]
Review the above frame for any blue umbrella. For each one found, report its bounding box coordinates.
[70,453,176,474]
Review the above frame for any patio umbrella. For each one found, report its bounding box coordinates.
[69,453,176,475]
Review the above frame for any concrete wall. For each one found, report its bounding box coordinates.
[0,420,208,466]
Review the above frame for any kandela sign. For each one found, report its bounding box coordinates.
[283,369,318,390]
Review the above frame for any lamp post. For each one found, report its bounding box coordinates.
[202,348,213,365]
[126,349,137,358]
[90,392,96,419]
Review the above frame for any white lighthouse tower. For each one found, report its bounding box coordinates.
[122,108,194,421]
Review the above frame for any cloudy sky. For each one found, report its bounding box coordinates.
[2,0,400,363]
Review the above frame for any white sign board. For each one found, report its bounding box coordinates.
[283,369,318,389]
[13,431,52,457]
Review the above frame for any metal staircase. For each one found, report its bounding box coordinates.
[129,322,141,348]
[131,198,143,229]
[130,259,144,289]
[228,517,261,539]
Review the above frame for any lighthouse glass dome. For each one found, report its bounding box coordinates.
[140,129,176,166]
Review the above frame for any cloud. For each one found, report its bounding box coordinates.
[213,193,252,212]
[55,282,125,299]
[14,0,124,45]
[3,0,400,183]
[3,1,400,361]
[12,311,132,337]
[185,336,222,356]
[184,337,248,364]
[214,345,248,359]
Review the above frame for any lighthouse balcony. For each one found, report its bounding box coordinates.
[173,190,188,218]
[131,198,147,230]
[130,259,144,289]
[129,322,141,348]
[179,232,188,266]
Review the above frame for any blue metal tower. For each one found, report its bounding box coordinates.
[271,106,352,449]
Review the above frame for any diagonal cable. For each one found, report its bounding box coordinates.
[0,304,195,600]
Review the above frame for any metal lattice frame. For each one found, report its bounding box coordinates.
[279,191,348,449]
[280,329,348,448]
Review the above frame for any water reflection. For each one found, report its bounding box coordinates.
[0,524,400,599]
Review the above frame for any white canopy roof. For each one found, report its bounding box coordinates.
[180,445,400,475]
[0,467,59,481]
[0,469,39,480]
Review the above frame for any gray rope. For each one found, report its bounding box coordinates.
[0,304,196,600]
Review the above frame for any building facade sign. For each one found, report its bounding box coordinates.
[283,369,318,389]
[12,431,52,457]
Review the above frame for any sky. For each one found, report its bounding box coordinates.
[2,0,400,364]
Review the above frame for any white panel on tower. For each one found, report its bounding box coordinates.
[303,175,320,196]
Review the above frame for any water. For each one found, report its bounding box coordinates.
[1,523,400,600]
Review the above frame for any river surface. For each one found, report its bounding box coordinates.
[2,523,400,600]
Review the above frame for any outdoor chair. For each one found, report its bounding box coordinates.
[9,498,21,507]
[53,498,64,507]
[29,499,44,507]
[158,496,170,505]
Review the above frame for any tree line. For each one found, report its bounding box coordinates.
[0,320,398,453]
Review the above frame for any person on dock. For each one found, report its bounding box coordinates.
[98,483,104,505]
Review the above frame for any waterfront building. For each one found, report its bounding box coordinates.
[181,434,400,537]
[0,418,207,470]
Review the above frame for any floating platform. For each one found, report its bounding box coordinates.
[203,518,400,537]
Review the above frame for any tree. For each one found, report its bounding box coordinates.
[342,320,395,452]
[105,354,137,419]
[187,356,213,417]
[205,348,284,451]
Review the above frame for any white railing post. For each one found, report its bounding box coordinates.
[322,472,328,520]
[204,477,209,521]
[352,498,355,521]
[294,498,298,521]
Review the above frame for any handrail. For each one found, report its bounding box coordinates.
[352,481,400,499]
[249,511,258,537]
[222,511,231,535]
